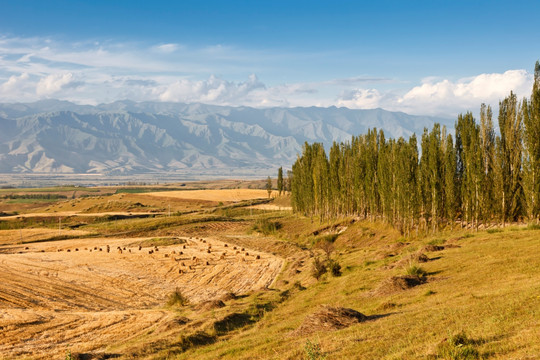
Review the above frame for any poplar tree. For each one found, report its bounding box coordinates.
[523,61,540,221]
[443,133,458,226]
[277,167,284,196]
[479,104,495,223]
[495,92,524,225]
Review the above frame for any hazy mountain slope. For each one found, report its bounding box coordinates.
[0,101,450,174]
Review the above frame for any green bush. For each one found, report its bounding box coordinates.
[311,257,327,280]
[405,264,427,278]
[328,259,342,277]
[304,339,326,360]
[167,288,189,307]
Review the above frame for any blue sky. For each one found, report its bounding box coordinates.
[0,0,539,116]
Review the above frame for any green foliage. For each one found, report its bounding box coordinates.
[251,218,282,235]
[405,264,427,278]
[428,238,445,245]
[289,61,539,234]
[167,288,189,307]
[1,194,68,200]
[277,167,284,195]
[311,257,327,280]
[177,331,217,352]
[328,258,342,277]
[527,223,540,230]
[436,331,482,360]
[304,339,327,360]
[266,176,273,198]
[293,281,306,291]
[65,349,73,360]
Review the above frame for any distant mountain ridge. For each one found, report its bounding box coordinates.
[0,100,451,175]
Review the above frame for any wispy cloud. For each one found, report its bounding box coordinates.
[0,35,535,117]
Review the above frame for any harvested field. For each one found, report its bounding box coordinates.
[248,204,292,211]
[144,189,278,202]
[0,228,90,246]
[0,236,283,359]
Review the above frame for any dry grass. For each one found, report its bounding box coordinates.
[3,186,540,359]
[180,225,540,360]
[144,189,278,202]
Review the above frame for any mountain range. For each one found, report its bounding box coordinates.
[0,100,450,175]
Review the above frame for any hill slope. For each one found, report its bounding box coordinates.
[0,100,449,175]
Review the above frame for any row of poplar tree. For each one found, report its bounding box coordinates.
[289,62,540,234]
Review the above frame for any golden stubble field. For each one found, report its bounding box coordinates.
[0,189,287,359]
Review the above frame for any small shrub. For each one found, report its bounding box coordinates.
[304,339,326,360]
[315,239,335,258]
[328,259,342,277]
[486,228,502,234]
[65,349,73,360]
[293,281,306,291]
[311,257,327,280]
[167,288,189,307]
[405,264,427,278]
[424,289,436,296]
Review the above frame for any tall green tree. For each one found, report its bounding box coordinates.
[266,176,273,198]
[277,167,284,195]
[479,104,495,223]
[495,92,524,225]
[523,61,540,221]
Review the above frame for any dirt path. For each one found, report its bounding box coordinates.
[0,236,283,359]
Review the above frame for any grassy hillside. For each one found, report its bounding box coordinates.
[1,190,539,359]
[176,219,540,360]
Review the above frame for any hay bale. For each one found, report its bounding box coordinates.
[196,300,226,311]
[424,245,444,252]
[388,252,430,269]
[444,244,461,249]
[292,305,367,336]
[374,275,425,295]
[219,292,237,301]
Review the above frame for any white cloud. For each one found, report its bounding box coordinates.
[159,74,266,104]
[154,43,179,53]
[335,70,534,117]
[0,36,536,116]
[1,72,30,91]
[36,73,78,96]
[0,73,35,101]
[337,88,385,109]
